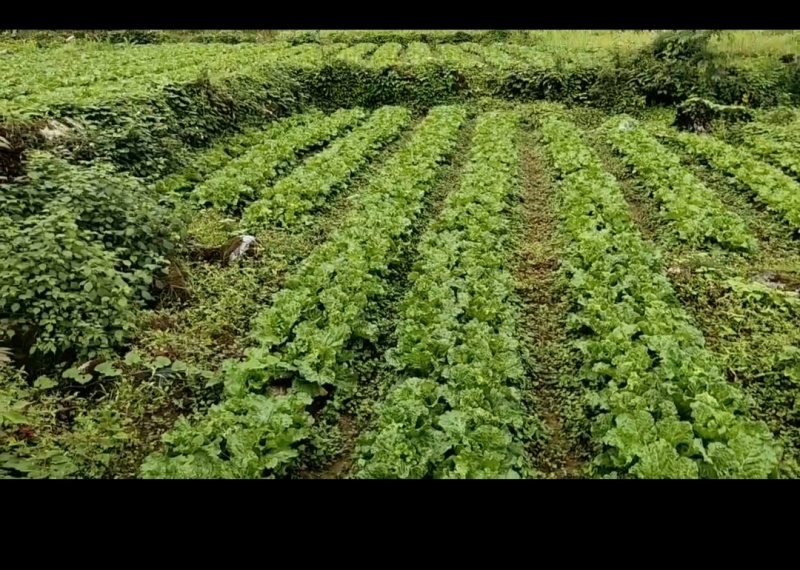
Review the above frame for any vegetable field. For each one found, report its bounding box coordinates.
[3,30,800,479]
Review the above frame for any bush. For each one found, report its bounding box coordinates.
[673,96,755,132]
[0,210,135,356]
[0,153,184,357]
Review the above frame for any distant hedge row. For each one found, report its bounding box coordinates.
[3,32,799,183]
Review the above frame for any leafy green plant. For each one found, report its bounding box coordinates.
[604,115,756,251]
[460,42,520,69]
[154,111,316,195]
[0,213,129,356]
[402,42,435,65]
[369,43,403,68]
[436,43,485,69]
[357,111,535,479]
[723,121,800,180]
[242,105,412,228]
[540,115,782,479]
[193,107,367,210]
[668,127,800,233]
[333,43,378,65]
[0,348,13,369]
[141,106,467,478]
[276,30,501,46]
[0,149,184,357]
[0,42,297,122]
[743,131,800,180]
[140,391,314,479]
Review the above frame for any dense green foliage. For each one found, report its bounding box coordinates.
[0,43,294,122]
[725,121,800,180]
[152,114,315,195]
[139,106,466,478]
[539,115,781,478]
[604,115,755,251]
[4,31,800,479]
[5,31,798,177]
[242,105,411,227]
[357,111,534,479]
[275,30,504,46]
[668,128,800,233]
[1,153,181,357]
[193,107,366,210]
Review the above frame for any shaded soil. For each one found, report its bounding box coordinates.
[512,133,592,478]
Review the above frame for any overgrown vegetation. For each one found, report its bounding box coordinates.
[1,153,183,361]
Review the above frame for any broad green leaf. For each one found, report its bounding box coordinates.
[33,376,58,390]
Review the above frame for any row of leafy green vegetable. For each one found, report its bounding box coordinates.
[274,30,504,46]
[539,114,782,478]
[154,110,321,195]
[140,105,468,478]
[356,111,535,479]
[369,43,404,67]
[193,107,367,210]
[604,115,755,252]
[726,121,800,182]
[0,42,297,121]
[334,43,379,65]
[0,40,613,120]
[242,105,412,228]
[0,43,288,102]
[661,126,800,235]
[402,42,435,66]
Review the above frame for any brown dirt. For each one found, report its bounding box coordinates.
[0,120,77,180]
[513,137,592,479]
[0,125,28,179]
[300,414,358,479]
[620,187,658,241]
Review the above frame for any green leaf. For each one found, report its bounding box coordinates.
[95,362,121,377]
[631,440,699,479]
[123,350,142,366]
[34,376,58,390]
[205,374,224,388]
[2,410,28,425]
[75,373,93,385]
[62,367,80,379]
[153,356,171,368]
